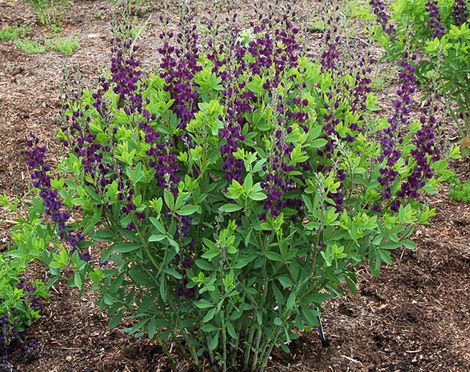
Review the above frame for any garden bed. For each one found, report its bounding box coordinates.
[1,0,469,370]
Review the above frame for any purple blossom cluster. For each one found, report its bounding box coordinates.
[27,135,85,254]
[376,56,417,211]
[260,129,296,219]
[369,0,396,35]
[110,38,143,114]
[399,107,441,199]
[158,10,201,130]
[452,0,469,26]
[320,13,341,71]
[351,56,373,115]
[425,0,446,38]
[211,11,300,183]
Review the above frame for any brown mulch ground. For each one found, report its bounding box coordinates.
[1,0,469,371]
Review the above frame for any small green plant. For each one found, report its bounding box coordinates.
[0,196,48,366]
[14,36,80,55]
[449,179,470,203]
[306,19,326,33]
[346,0,374,20]
[0,24,32,41]
[27,0,72,27]
[46,35,80,55]
[14,39,47,54]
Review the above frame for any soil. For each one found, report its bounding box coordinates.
[1,0,469,371]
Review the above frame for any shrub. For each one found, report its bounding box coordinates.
[370,0,470,153]
[0,253,47,364]
[15,4,452,370]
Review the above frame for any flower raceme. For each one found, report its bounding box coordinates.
[425,0,446,39]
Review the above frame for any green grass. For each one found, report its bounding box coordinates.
[14,36,80,55]
[449,179,470,203]
[46,36,80,55]
[26,0,71,27]
[14,39,47,54]
[0,24,32,41]
[306,20,326,33]
[345,0,374,20]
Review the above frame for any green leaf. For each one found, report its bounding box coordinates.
[73,272,82,289]
[164,189,175,210]
[301,306,318,326]
[113,242,141,254]
[226,320,237,339]
[160,277,167,302]
[148,319,157,339]
[402,240,417,250]
[108,309,124,329]
[222,203,243,212]
[195,299,214,309]
[93,229,115,242]
[265,251,283,262]
[248,191,267,201]
[203,308,216,323]
[195,259,213,270]
[209,332,219,351]
[278,276,294,288]
[148,234,166,242]
[177,204,199,216]
[286,292,297,310]
[311,138,328,148]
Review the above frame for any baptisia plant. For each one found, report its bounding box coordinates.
[370,0,470,153]
[14,4,452,370]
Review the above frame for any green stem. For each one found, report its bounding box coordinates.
[251,327,263,370]
[244,326,256,369]
[221,310,228,372]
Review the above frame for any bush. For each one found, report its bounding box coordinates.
[370,0,470,153]
[15,5,452,370]
[0,253,47,364]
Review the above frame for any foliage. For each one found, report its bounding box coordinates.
[46,35,80,55]
[0,251,47,361]
[0,23,32,42]
[13,4,453,371]
[14,39,47,54]
[346,0,374,20]
[449,178,470,203]
[14,36,80,55]
[370,0,470,152]
[26,0,72,27]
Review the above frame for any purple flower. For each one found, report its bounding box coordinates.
[370,0,396,35]
[425,1,446,38]
[27,134,84,254]
[452,0,468,26]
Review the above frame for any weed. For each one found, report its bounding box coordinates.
[306,19,326,33]
[449,179,470,203]
[26,0,72,27]
[14,35,80,55]
[46,36,80,55]
[14,39,47,54]
[345,0,374,20]
[0,23,32,41]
